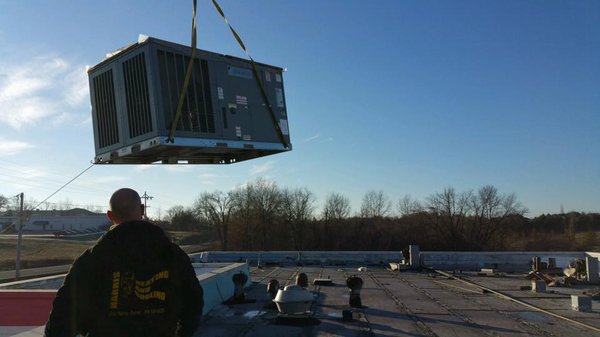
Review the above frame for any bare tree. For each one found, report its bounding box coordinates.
[320,192,351,249]
[193,191,235,250]
[57,198,74,210]
[230,184,255,250]
[468,185,527,249]
[322,193,351,222]
[0,195,8,213]
[280,188,315,250]
[250,178,282,250]
[155,206,163,221]
[360,190,391,218]
[166,205,198,231]
[426,187,472,249]
[397,195,422,217]
[166,205,185,222]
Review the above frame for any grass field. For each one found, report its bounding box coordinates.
[0,231,217,271]
[574,231,600,251]
[0,238,93,271]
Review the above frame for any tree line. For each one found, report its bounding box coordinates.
[155,178,600,251]
[2,180,597,251]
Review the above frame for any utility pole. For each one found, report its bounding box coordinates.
[141,191,153,220]
[15,192,24,280]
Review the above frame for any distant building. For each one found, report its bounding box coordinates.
[0,208,110,232]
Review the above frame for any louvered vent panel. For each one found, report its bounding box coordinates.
[92,70,119,148]
[157,50,215,134]
[123,53,153,138]
[201,59,215,133]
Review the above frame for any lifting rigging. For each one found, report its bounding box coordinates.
[88,0,292,164]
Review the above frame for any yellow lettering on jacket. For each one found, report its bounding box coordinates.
[109,272,120,309]
[135,270,169,287]
[133,270,169,301]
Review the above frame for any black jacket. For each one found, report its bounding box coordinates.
[44,221,203,337]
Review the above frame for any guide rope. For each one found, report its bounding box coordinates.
[33,163,95,210]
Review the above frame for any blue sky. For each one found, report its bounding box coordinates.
[0,0,598,217]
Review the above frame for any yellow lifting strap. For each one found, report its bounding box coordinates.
[168,0,289,149]
[167,0,198,143]
[211,0,289,149]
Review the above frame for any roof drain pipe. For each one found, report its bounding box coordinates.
[346,275,364,308]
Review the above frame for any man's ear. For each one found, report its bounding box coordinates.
[107,210,114,222]
[140,204,145,217]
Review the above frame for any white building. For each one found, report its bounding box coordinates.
[0,208,110,233]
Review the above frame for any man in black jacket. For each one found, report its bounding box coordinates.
[44,188,203,337]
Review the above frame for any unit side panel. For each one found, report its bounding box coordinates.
[255,67,291,145]
[89,65,123,154]
[120,46,158,144]
[212,59,287,143]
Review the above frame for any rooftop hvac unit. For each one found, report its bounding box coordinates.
[88,36,291,164]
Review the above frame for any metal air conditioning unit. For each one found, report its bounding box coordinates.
[88,36,291,164]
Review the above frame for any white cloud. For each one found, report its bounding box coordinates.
[166,165,194,173]
[199,173,217,179]
[0,138,35,156]
[250,160,275,175]
[64,65,90,106]
[20,167,48,180]
[50,111,79,127]
[300,133,334,145]
[198,172,218,186]
[133,165,157,172]
[0,55,89,129]
[77,116,93,126]
[81,176,128,185]
[302,133,321,143]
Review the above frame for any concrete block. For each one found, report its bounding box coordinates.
[531,280,546,293]
[585,256,599,284]
[571,295,592,312]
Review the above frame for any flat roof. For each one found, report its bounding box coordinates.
[2,263,599,336]
[193,265,600,337]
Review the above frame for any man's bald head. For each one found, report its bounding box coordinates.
[107,188,144,225]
